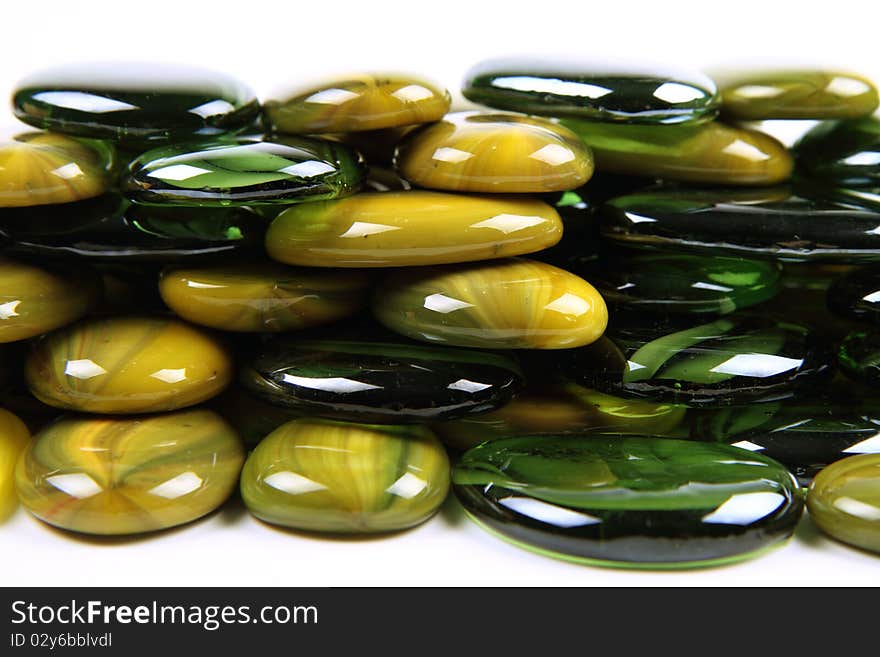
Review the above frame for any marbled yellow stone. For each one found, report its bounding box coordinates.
[0,408,30,522]
[15,409,244,535]
[395,111,594,193]
[26,316,233,414]
[265,191,563,267]
[808,454,880,553]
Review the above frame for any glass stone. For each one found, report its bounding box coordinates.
[124,135,365,206]
[25,316,233,414]
[12,62,260,147]
[566,314,834,405]
[462,56,719,125]
[717,70,879,120]
[560,119,792,185]
[395,111,594,193]
[827,266,880,324]
[373,258,608,350]
[14,409,244,535]
[794,116,880,186]
[240,337,524,424]
[158,263,370,332]
[839,330,880,385]
[0,257,101,344]
[240,418,450,534]
[264,191,563,267]
[453,435,803,568]
[0,131,113,207]
[600,187,880,263]
[263,74,450,134]
[0,407,29,522]
[808,453,880,553]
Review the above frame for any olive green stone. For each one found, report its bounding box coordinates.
[808,454,880,553]
[838,330,880,385]
[794,116,880,186]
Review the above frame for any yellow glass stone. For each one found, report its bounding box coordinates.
[265,191,563,267]
[14,409,244,535]
[0,408,30,522]
[26,316,233,414]
[263,74,451,134]
[395,111,594,193]
[0,257,100,344]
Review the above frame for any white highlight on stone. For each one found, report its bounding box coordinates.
[149,472,204,499]
[64,359,108,380]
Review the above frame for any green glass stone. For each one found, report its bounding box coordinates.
[839,330,880,385]
[453,435,803,568]
[463,57,719,125]
[827,266,880,325]
[794,116,880,186]
[124,135,365,206]
[12,62,260,147]
[808,454,880,553]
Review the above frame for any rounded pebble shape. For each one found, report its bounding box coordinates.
[159,263,370,332]
[240,418,450,534]
[560,119,792,185]
[453,435,803,568]
[0,408,30,521]
[0,257,101,343]
[828,267,880,324]
[25,316,233,414]
[373,258,608,349]
[794,116,880,186]
[124,135,365,206]
[463,56,719,125]
[808,454,880,553]
[14,409,244,535]
[12,62,260,147]
[264,74,450,134]
[839,330,880,385]
[395,111,594,193]
[717,70,879,120]
[0,131,112,207]
[265,191,563,267]
[241,337,524,424]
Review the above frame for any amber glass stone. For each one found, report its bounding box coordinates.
[0,407,30,522]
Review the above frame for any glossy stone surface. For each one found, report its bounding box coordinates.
[0,408,30,521]
[0,195,265,262]
[808,454,880,553]
[454,435,803,567]
[827,267,880,324]
[125,135,365,206]
[241,337,524,424]
[240,419,450,533]
[795,116,880,186]
[600,187,880,262]
[718,70,879,120]
[265,191,563,267]
[264,74,450,134]
[568,315,833,405]
[15,409,244,535]
[395,111,594,193]
[13,62,260,147]
[373,258,608,349]
[0,257,101,343]
[159,263,369,332]
[592,253,781,314]
[0,131,112,207]
[561,119,792,185]
[839,330,880,384]
[463,57,719,124]
[26,316,233,414]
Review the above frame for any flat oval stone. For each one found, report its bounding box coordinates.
[717,70,879,120]
[600,187,880,262]
[395,111,594,193]
[0,408,29,522]
[13,62,259,147]
[808,454,880,553]
[124,135,365,206]
[264,191,563,267]
[463,56,719,125]
[159,263,370,332]
[25,316,233,414]
[453,435,803,567]
[794,116,880,186]
[14,409,244,535]
[264,74,450,134]
[0,257,101,343]
[373,258,608,349]
[240,418,450,533]
[567,315,834,405]
[560,119,792,185]
[839,330,880,384]
[241,337,524,424]
[0,131,112,207]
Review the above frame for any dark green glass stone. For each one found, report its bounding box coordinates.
[839,330,880,384]
[462,57,718,125]
[795,117,880,186]
[453,435,803,568]
[240,338,524,424]
[827,267,880,324]
[12,63,259,147]
[124,135,365,206]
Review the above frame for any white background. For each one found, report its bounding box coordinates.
[2,0,880,586]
